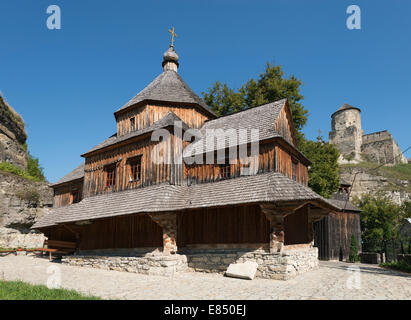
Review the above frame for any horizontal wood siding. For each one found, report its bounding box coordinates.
[177,205,270,247]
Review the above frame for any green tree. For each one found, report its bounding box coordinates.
[202,63,308,136]
[298,134,340,198]
[26,151,45,182]
[349,234,360,262]
[355,193,406,251]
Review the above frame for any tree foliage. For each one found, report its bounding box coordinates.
[26,151,45,182]
[349,234,360,262]
[355,193,410,243]
[202,63,308,135]
[298,135,340,198]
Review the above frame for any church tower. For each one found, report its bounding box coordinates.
[329,103,363,164]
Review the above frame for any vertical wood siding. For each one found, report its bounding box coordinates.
[284,206,309,245]
[77,214,163,250]
[83,134,175,197]
[116,103,210,137]
[313,212,361,260]
[53,180,84,208]
[274,106,297,146]
[177,205,270,246]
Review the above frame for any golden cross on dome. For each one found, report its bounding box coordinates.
[168,27,177,47]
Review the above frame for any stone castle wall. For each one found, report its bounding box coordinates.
[329,105,407,165]
[362,131,407,165]
[62,246,319,280]
[329,108,363,163]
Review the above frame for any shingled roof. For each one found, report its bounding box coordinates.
[327,199,361,213]
[183,99,304,159]
[33,171,339,228]
[116,70,216,117]
[51,163,85,186]
[82,111,189,156]
[332,103,361,117]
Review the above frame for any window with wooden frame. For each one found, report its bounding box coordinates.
[105,164,116,188]
[292,158,298,181]
[218,162,231,180]
[128,156,142,183]
[130,117,135,131]
[71,188,81,204]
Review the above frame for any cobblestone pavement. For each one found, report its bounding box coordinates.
[0,255,409,299]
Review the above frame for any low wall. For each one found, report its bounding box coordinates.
[182,247,318,280]
[62,246,318,280]
[62,252,188,277]
[360,252,385,264]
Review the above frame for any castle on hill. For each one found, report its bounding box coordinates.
[329,103,407,165]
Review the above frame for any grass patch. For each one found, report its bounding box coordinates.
[0,162,44,182]
[341,162,411,192]
[341,162,411,181]
[0,280,100,300]
[380,261,411,274]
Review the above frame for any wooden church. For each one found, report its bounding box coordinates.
[33,32,340,279]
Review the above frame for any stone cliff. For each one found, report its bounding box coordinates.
[0,171,53,248]
[0,94,53,248]
[340,164,410,205]
[0,94,28,169]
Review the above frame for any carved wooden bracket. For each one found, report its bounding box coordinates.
[260,204,296,253]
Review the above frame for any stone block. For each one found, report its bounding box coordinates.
[360,252,383,264]
[225,261,258,280]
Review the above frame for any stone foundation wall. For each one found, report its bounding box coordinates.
[62,252,188,277]
[62,246,318,280]
[182,247,318,280]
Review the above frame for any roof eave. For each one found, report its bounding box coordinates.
[50,177,84,189]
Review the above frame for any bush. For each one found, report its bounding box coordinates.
[381,260,411,273]
[0,161,44,182]
[349,234,360,262]
[26,152,45,181]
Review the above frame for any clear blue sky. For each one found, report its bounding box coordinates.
[1,0,410,182]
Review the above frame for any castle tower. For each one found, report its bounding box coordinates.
[329,103,363,164]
